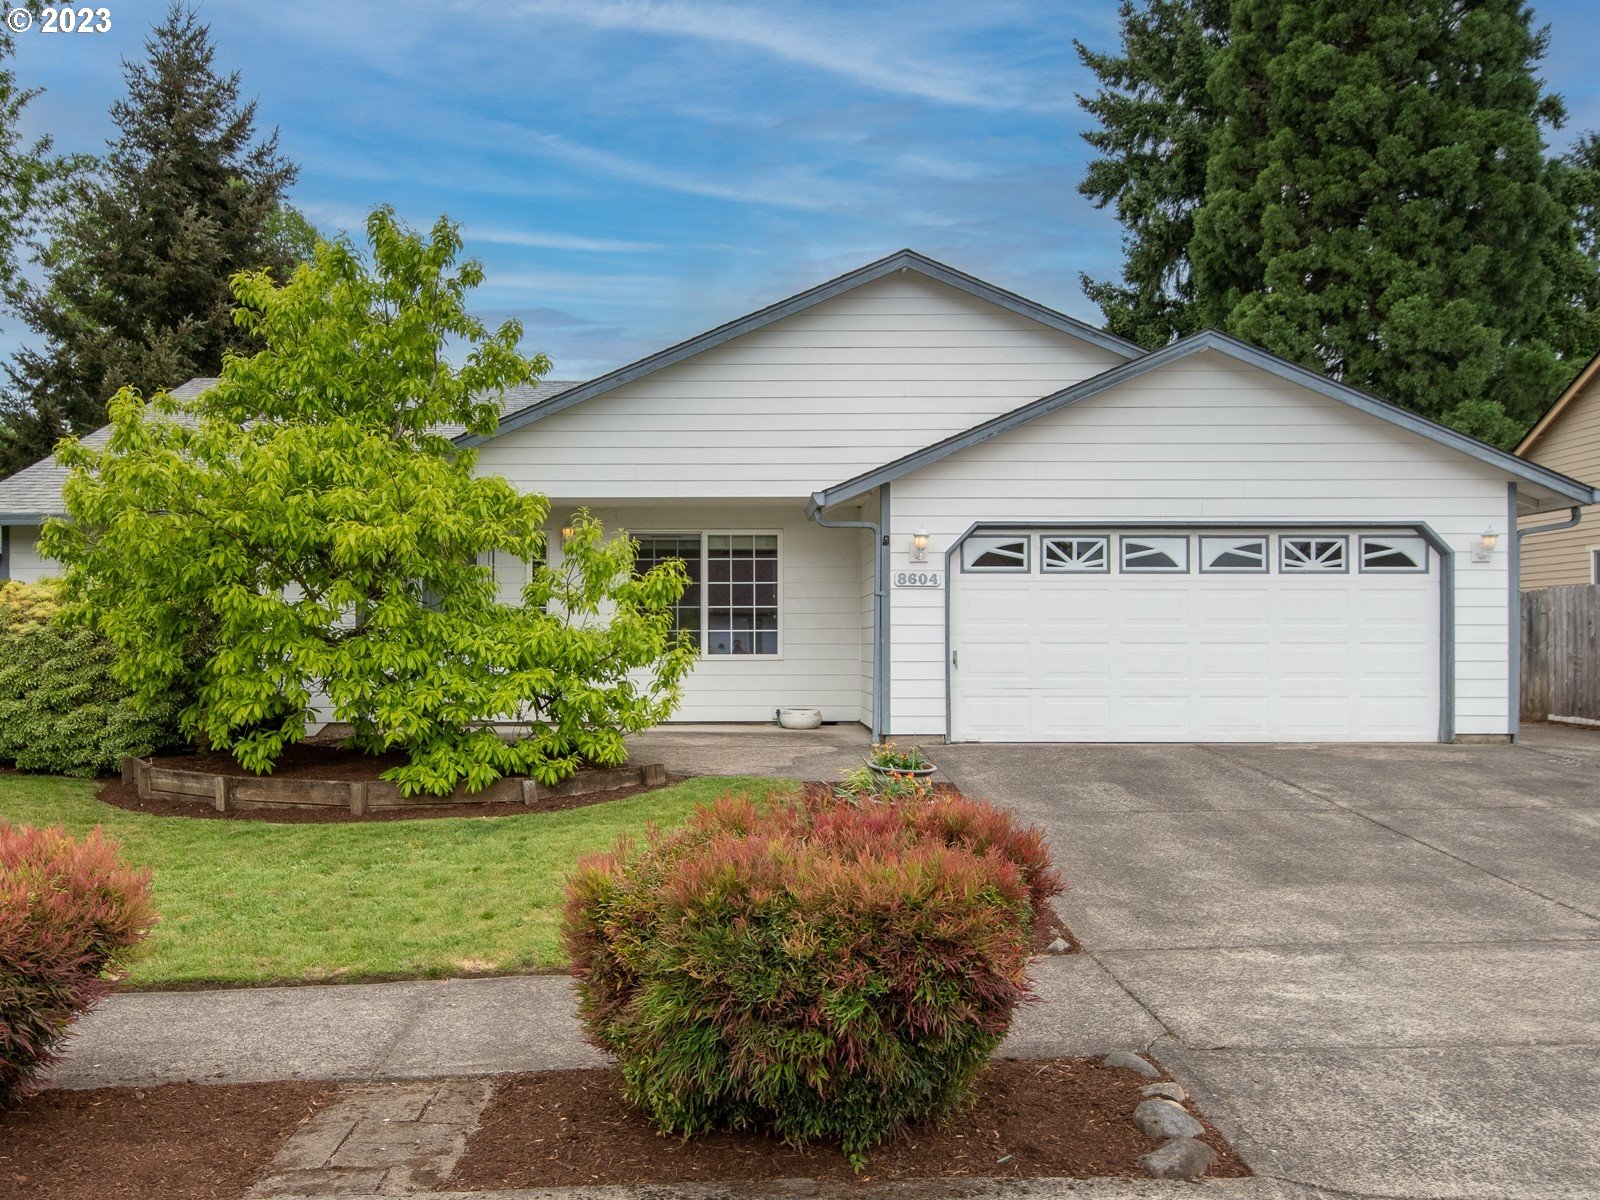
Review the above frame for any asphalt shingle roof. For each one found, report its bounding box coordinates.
[0,377,581,520]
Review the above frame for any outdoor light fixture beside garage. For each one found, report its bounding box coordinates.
[1473,528,1499,562]
[912,528,930,561]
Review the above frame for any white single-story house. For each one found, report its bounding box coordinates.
[2,250,1595,744]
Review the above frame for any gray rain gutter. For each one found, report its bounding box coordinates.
[805,487,890,740]
[1517,506,1584,540]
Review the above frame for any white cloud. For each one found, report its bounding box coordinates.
[485,0,1054,111]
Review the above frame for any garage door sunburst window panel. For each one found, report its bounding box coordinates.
[1042,536,1110,573]
[1199,536,1269,573]
[962,536,1030,572]
[1120,536,1189,572]
[1358,536,1427,573]
[1280,537,1348,573]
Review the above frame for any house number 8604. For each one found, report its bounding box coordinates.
[893,570,942,588]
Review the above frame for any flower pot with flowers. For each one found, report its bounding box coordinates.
[864,740,936,778]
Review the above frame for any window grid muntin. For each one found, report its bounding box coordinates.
[634,533,704,645]
[1358,535,1428,574]
[1041,535,1110,573]
[1199,535,1269,573]
[962,535,1030,572]
[705,533,779,656]
[1280,535,1348,573]
[1120,535,1190,573]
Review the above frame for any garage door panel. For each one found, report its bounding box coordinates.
[1120,641,1192,679]
[951,527,1439,743]
[1198,642,1270,678]
[1040,643,1110,680]
[1122,590,1190,624]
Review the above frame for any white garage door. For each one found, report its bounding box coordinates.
[950,530,1440,742]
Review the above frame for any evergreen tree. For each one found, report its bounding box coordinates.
[0,3,302,475]
[1078,0,1600,446]
[1075,0,1228,346]
[0,3,79,321]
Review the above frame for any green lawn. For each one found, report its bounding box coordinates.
[0,773,798,989]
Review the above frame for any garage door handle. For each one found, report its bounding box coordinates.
[951,650,958,669]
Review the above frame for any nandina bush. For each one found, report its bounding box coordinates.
[0,824,156,1107]
[565,790,1064,1166]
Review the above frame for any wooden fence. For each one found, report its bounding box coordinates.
[1521,584,1600,725]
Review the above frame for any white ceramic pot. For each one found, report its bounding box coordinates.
[777,707,823,730]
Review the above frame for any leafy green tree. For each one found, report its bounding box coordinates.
[42,208,695,796]
[0,2,304,475]
[1075,0,1228,346]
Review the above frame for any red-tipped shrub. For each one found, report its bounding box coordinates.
[0,824,156,1107]
[565,789,1064,1166]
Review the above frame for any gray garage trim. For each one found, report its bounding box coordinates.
[458,250,1142,448]
[1508,484,1520,743]
[811,331,1600,513]
[938,520,1456,745]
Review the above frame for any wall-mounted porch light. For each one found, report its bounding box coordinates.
[560,525,575,543]
[911,528,930,562]
[1472,528,1498,563]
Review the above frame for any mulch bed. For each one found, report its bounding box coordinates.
[450,1058,1248,1188]
[94,774,677,824]
[0,1080,338,1200]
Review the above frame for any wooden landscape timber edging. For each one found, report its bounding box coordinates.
[1521,584,1600,725]
[120,756,668,814]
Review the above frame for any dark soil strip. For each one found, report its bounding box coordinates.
[0,1080,338,1200]
[94,775,681,824]
[1031,905,1082,955]
[450,1058,1248,1188]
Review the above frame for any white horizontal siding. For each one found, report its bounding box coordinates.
[885,351,1515,739]
[4,526,55,583]
[474,273,1125,501]
[578,502,870,724]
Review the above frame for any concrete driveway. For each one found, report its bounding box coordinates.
[938,724,1600,1200]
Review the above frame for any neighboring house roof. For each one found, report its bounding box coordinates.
[809,329,1600,514]
[1516,349,1600,457]
[452,248,1145,449]
[0,378,581,521]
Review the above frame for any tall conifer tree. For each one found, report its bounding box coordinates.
[1079,0,1600,445]
[1075,0,1228,347]
[0,3,304,474]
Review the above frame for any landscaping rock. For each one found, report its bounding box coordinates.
[1138,1136,1218,1180]
[1140,1081,1187,1103]
[1132,1098,1205,1139]
[1046,937,1071,954]
[1103,1049,1162,1078]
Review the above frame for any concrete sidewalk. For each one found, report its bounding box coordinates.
[55,953,1156,1089]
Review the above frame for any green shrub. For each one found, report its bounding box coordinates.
[0,581,183,776]
[0,822,156,1107]
[565,789,1063,1166]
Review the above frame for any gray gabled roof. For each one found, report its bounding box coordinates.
[454,249,1143,448]
[809,329,1600,514]
[0,378,582,522]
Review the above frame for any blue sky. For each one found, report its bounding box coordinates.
[10,0,1600,379]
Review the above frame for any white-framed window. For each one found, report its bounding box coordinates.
[1120,535,1189,573]
[1591,548,1600,584]
[1280,536,1348,573]
[1199,535,1268,573]
[962,535,1029,572]
[634,533,705,645]
[633,532,779,656]
[1359,535,1428,573]
[1042,535,1109,573]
